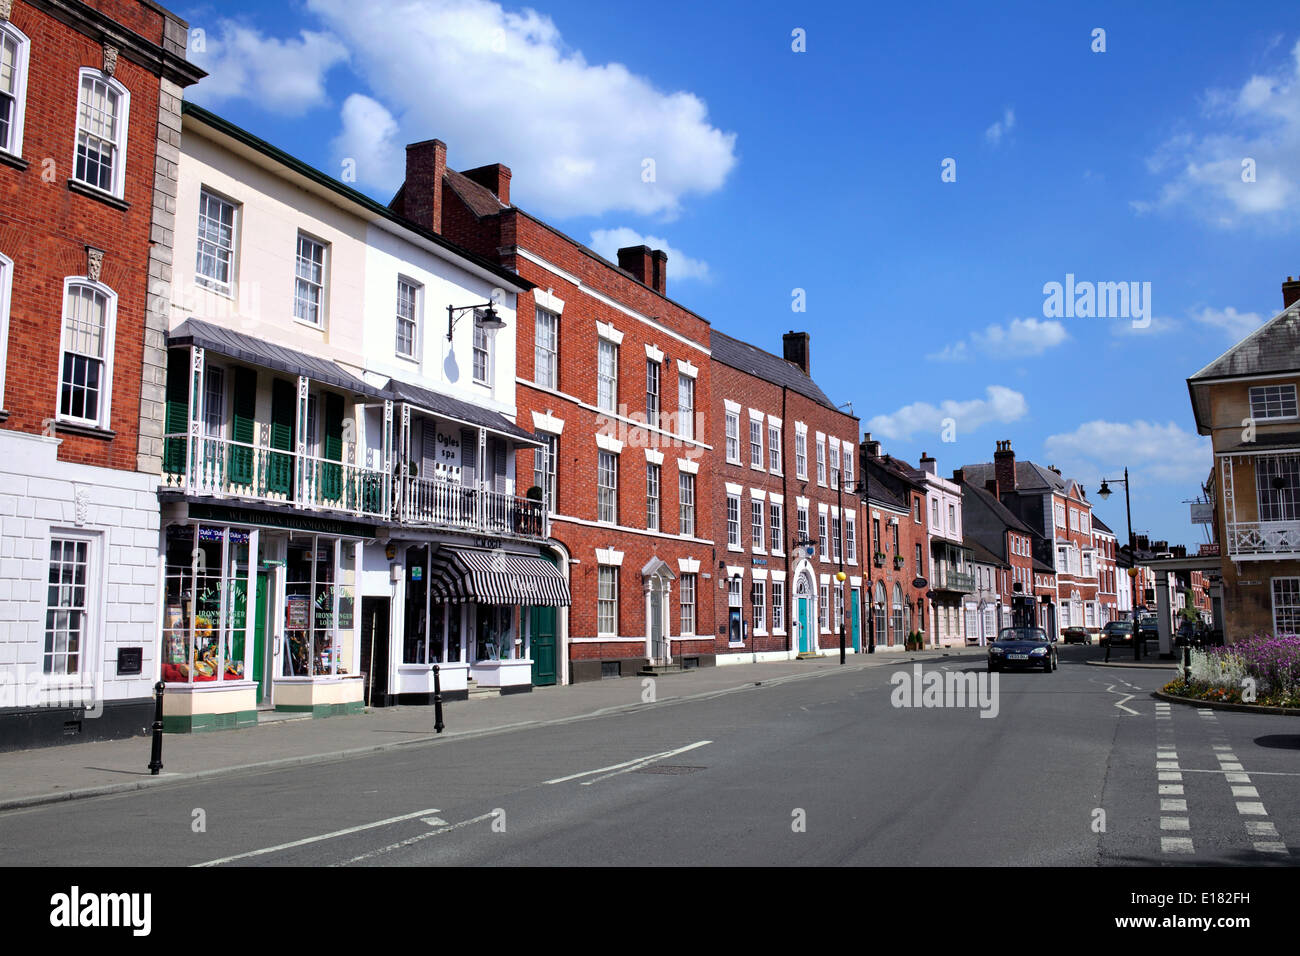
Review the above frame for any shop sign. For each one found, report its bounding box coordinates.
[287,594,310,628]
[435,426,462,468]
[186,503,372,538]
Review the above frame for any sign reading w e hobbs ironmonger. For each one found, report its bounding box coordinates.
[187,503,373,539]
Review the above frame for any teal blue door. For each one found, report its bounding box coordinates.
[798,597,810,653]
[851,588,861,652]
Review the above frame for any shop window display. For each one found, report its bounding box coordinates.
[162,524,252,683]
[283,535,355,676]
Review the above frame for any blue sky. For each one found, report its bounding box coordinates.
[176,0,1300,547]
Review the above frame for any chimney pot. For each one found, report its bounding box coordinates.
[782,331,811,376]
[1283,275,1300,309]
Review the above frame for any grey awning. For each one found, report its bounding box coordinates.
[386,377,543,447]
[169,318,386,398]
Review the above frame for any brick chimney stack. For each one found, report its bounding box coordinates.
[617,245,668,295]
[951,468,965,485]
[402,139,447,234]
[783,331,811,376]
[985,478,1000,497]
[993,439,1017,493]
[919,452,937,475]
[861,432,882,459]
[461,163,511,205]
[1285,276,1300,309]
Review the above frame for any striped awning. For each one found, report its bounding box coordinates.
[426,547,571,607]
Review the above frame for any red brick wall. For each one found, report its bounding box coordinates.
[869,489,929,646]
[1,1,165,471]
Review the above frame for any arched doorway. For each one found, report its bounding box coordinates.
[642,557,675,665]
[793,565,817,654]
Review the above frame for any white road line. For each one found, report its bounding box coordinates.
[1156,760,1180,770]
[1159,784,1184,795]
[334,810,498,866]
[1230,786,1259,799]
[544,740,712,785]
[1254,841,1288,854]
[1236,801,1268,816]
[1161,799,1188,812]
[1158,771,1183,782]
[1246,821,1279,837]
[1160,817,1190,831]
[1161,837,1194,854]
[193,807,442,867]
[581,740,713,785]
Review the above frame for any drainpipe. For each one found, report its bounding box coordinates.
[782,384,791,656]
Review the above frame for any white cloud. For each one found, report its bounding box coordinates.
[985,107,1015,145]
[1190,305,1267,340]
[866,386,1028,442]
[1110,314,1179,336]
[1043,420,1211,486]
[332,94,404,189]
[187,21,348,115]
[927,317,1067,361]
[1133,38,1300,226]
[308,0,738,219]
[588,227,710,281]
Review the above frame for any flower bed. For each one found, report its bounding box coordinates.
[1163,634,1300,709]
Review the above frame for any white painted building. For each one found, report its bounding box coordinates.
[917,454,971,647]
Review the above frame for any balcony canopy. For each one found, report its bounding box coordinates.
[425,546,571,607]
[386,377,543,447]
[169,318,386,399]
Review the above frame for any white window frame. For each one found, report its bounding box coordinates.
[0,250,11,409]
[846,512,857,563]
[72,68,129,199]
[678,472,695,537]
[473,312,495,386]
[843,446,854,489]
[819,583,830,632]
[727,494,741,549]
[534,434,558,514]
[42,531,99,677]
[751,580,766,634]
[818,512,828,558]
[795,425,808,479]
[1055,501,1066,527]
[1272,577,1300,637]
[597,565,618,637]
[677,374,694,439]
[771,580,785,632]
[0,22,30,159]
[749,417,763,470]
[770,501,783,553]
[56,277,117,430]
[195,187,238,296]
[293,231,328,328]
[768,422,782,473]
[816,436,827,486]
[680,573,696,636]
[597,338,618,412]
[597,450,618,524]
[646,461,660,531]
[395,276,421,360]
[751,499,764,551]
[725,409,740,464]
[535,306,558,390]
[1250,384,1299,422]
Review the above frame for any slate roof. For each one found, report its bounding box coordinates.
[385,378,542,446]
[962,460,1068,493]
[1189,305,1300,380]
[867,480,910,513]
[709,329,841,412]
[1032,556,1055,574]
[964,536,1009,569]
[169,318,386,398]
[961,481,1035,535]
[1092,514,1115,535]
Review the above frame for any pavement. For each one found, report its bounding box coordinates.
[0,645,983,810]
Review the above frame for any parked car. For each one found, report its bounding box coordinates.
[1061,626,1090,645]
[988,627,1057,673]
[1101,621,1133,647]
[1137,615,1160,647]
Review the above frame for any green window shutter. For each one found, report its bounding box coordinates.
[322,392,343,501]
[163,349,189,475]
[268,379,295,497]
[229,367,256,486]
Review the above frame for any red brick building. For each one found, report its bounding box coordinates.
[0,0,201,749]
[957,478,1038,630]
[395,147,716,681]
[860,438,931,649]
[707,330,862,660]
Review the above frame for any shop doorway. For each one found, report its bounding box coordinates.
[361,597,390,707]
[530,606,557,686]
[252,570,270,706]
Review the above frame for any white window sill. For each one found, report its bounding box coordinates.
[751,547,766,556]
[293,317,325,333]
[395,351,420,364]
[727,544,744,552]
[753,629,767,637]
[195,277,235,299]
[772,628,786,636]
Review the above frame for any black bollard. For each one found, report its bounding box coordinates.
[432,664,445,734]
[147,680,165,775]
[1183,642,1191,679]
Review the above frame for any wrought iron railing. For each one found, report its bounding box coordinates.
[400,475,547,539]
[1226,519,1300,556]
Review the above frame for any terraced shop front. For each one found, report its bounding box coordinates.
[158,502,371,732]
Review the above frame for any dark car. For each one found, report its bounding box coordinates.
[988,626,1057,672]
[1137,615,1160,648]
[1101,621,1133,647]
[1061,626,1090,645]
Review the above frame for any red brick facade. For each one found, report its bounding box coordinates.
[707,346,862,658]
[419,163,716,680]
[0,0,183,470]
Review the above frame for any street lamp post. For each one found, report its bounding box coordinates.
[1098,468,1142,661]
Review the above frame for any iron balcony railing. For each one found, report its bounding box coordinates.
[932,568,975,592]
[399,474,548,539]
[163,433,389,519]
[1225,519,1300,557]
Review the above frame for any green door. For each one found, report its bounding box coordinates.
[252,571,268,704]
[851,587,861,651]
[530,606,557,686]
[798,597,810,653]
